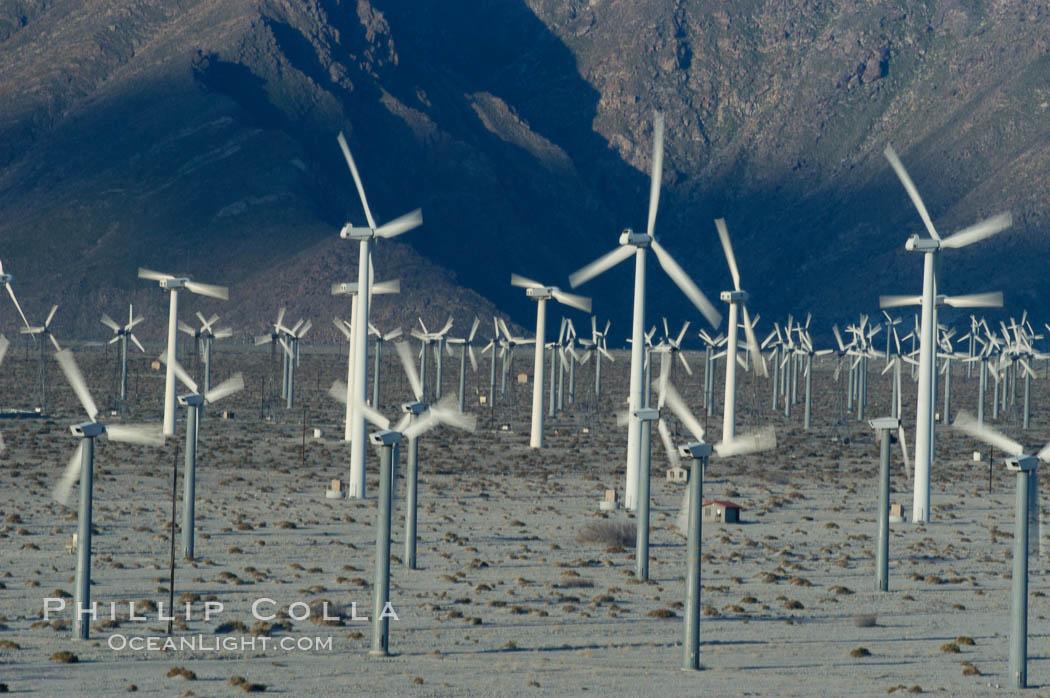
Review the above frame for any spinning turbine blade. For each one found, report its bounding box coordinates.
[569,246,634,288]
[661,381,705,442]
[394,341,424,401]
[430,394,478,432]
[184,281,229,301]
[55,349,98,421]
[650,240,722,328]
[328,380,348,404]
[54,442,84,505]
[943,292,1003,308]
[5,282,31,331]
[158,353,198,394]
[0,334,7,367]
[205,373,245,404]
[952,410,1024,456]
[137,268,170,282]
[883,145,939,240]
[657,418,681,470]
[940,212,1012,249]
[715,426,776,457]
[375,209,422,238]
[551,289,592,313]
[880,295,923,308]
[336,132,377,230]
[646,112,665,239]
[106,424,165,447]
[129,334,145,353]
[714,218,741,291]
[101,314,120,332]
[741,305,767,377]
[358,401,390,431]
[510,274,543,289]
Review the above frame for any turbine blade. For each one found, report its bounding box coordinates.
[5,283,31,331]
[157,352,199,394]
[336,132,377,230]
[662,380,705,442]
[55,349,98,421]
[741,305,767,377]
[568,245,634,288]
[714,218,741,291]
[54,442,84,505]
[468,346,478,372]
[939,212,1012,249]
[205,372,245,404]
[394,341,424,401]
[184,281,229,301]
[880,295,923,308]
[943,292,1003,309]
[431,395,477,432]
[883,144,939,240]
[328,379,348,404]
[715,426,776,457]
[646,111,665,239]
[952,410,1024,456]
[129,333,146,353]
[49,334,61,352]
[358,401,390,431]
[375,209,422,238]
[650,240,722,328]
[0,334,7,368]
[45,304,58,327]
[510,273,543,289]
[137,267,170,281]
[101,313,120,332]
[657,418,681,470]
[105,423,165,447]
[552,289,592,313]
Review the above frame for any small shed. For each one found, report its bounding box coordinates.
[666,466,688,483]
[516,372,528,384]
[702,500,741,524]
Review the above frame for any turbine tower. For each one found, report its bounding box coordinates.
[138,268,228,437]
[878,144,1011,523]
[511,274,591,449]
[569,112,722,510]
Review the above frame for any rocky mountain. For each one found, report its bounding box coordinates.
[1,0,1048,345]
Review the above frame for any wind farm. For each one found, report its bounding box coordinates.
[4,2,1050,696]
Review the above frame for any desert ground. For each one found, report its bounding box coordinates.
[0,338,1048,696]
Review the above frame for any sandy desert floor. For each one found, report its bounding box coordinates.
[1,342,1049,696]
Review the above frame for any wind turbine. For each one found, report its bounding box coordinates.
[335,130,422,500]
[411,316,453,401]
[510,274,591,448]
[159,354,244,559]
[446,316,480,413]
[101,305,146,403]
[0,260,32,333]
[369,323,403,409]
[952,411,1048,688]
[22,304,61,411]
[332,279,400,447]
[569,112,722,510]
[138,268,228,437]
[53,349,164,639]
[714,218,768,442]
[879,145,1010,523]
[179,312,232,398]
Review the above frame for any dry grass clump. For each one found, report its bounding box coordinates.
[50,650,78,663]
[961,662,981,676]
[230,676,266,692]
[575,520,636,548]
[849,647,871,657]
[956,636,975,646]
[939,642,960,653]
[166,666,196,680]
[646,608,675,619]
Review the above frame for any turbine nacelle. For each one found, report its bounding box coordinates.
[1006,455,1038,472]
[618,228,651,248]
[158,277,191,289]
[331,282,359,296]
[178,393,206,407]
[70,422,104,438]
[525,286,555,300]
[720,290,748,303]
[0,273,12,283]
[401,401,427,415]
[905,235,939,252]
[369,429,402,446]
[339,224,375,241]
[678,441,714,458]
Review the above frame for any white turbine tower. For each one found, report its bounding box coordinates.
[138,268,228,436]
[714,218,768,442]
[510,274,591,449]
[569,112,722,510]
[878,144,1011,523]
[336,131,422,499]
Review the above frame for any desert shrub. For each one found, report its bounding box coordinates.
[575,520,636,548]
